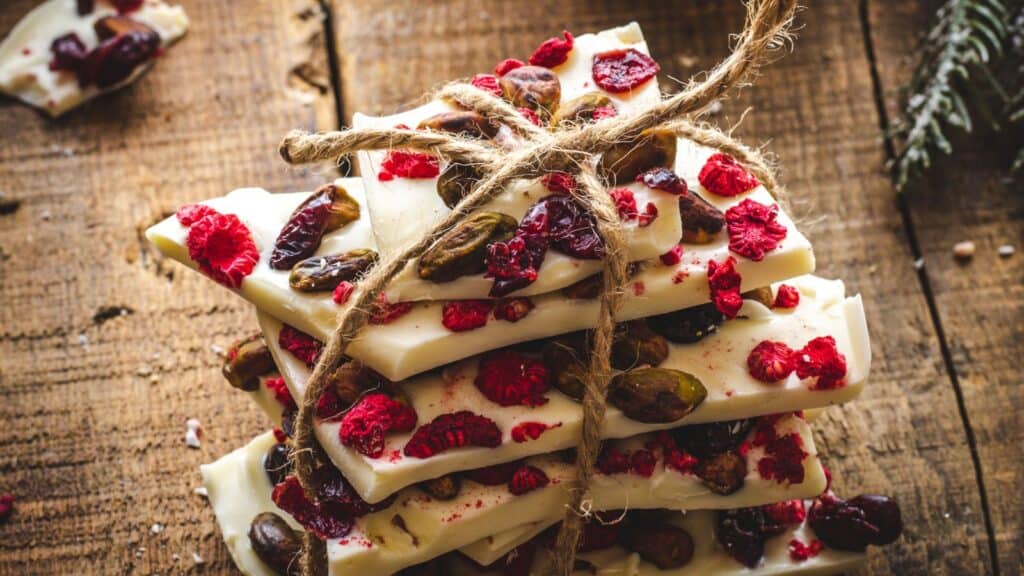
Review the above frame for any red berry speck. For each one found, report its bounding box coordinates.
[725,199,787,261]
[631,449,657,478]
[541,172,577,194]
[529,31,574,68]
[511,421,559,443]
[592,48,660,93]
[638,202,659,227]
[332,281,355,305]
[403,411,502,459]
[796,336,847,390]
[508,465,550,495]
[788,538,824,562]
[708,256,743,319]
[636,167,687,195]
[763,499,807,527]
[660,245,683,266]
[756,432,807,485]
[699,153,759,197]
[470,73,502,97]
[494,58,525,76]
[185,209,259,289]
[278,324,322,366]
[475,349,551,407]
[747,341,796,383]
[597,446,632,475]
[442,299,493,332]
[265,376,297,410]
[378,150,440,181]
[339,393,418,459]
[609,188,638,221]
[774,284,800,308]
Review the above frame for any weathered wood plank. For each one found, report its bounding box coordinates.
[329,1,991,574]
[867,1,1023,574]
[0,0,334,573]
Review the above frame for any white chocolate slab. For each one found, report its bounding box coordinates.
[352,24,678,302]
[0,0,188,117]
[260,275,867,503]
[147,176,814,382]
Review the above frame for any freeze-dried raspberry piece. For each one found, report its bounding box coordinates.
[271,476,353,540]
[541,172,577,194]
[725,199,787,261]
[510,421,559,443]
[699,153,759,197]
[0,494,13,523]
[493,297,534,322]
[660,245,683,265]
[638,202,659,227]
[788,538,824,562]
[636,167,687,195]
[609,187,638,221]
[494,58,525,76]
[762,499,807,528]
[176,204,218,226]
[339,393,417,458]
[508,465,550,495]
[773,284,800,308]
[747,341,796,383]
[278,324,322,366]
[592,48,660,93]
[403,411,502,458]
[442,299,493,332]
[597,446,631,475]
[655,431,699,475]
[707,257,743,319]
[185,210,259,289]
[265,376,297,410]
[631,449,657,477]
[475,349,551,407]
[369,294,413,325]
[757,433,807,485]
[332,281,355,305]
[470,73,502,97]
[464,461,521,485]
[529,31,574,68]
[795,336,847,390]
[518,107,541,126]
[378,151,440,181]
[591,105,618,121]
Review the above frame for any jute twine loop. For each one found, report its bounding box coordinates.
[280,2,797,574]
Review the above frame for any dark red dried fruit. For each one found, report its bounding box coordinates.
[788,538,824,561]
[264,442,292,486]
[637,167,687,195]
[378,151,440,181]
[332,281,355,305]
[278,324,322,366]
[631,449,657,477]
[541,172,577,194]
[176,203,218,226]
[339,393,417,458]
[795,336,848,390]
[494,58,525,76]
[660,245,683,265]
[83,28,160,89]
[49,33,88,72]
[647,302,724,344]
[609,187,638,221]
[597,446,631,475]
[442,300,493,332]
[265,376,297,410]
[756,432,807,485]
[773,284,800,308]
[508,465,549,495]
[369,294,414,325]
[403,411,502,458]
[654,432,699,475]
[747,341,796,383]
[717,507,767,568]
[0,494,13,523]
[699,153,759,197]
[493,297,534,322]
[638,202,659,227]
[672,419,754,459]
[808,494,902,552]
[271,476,353,540]
[592,48,660,93]
[485,235,546,296]
[725,199,787,261]
[578,520,620,552]
[112,0,144,12]
[475,349,551,407]
[510,421,557,443]
[470,73,502,97]
[312,465,395,517]
[529,31,574,68]
[530,194,605,259]
[316,386,346,421]
[270,192,333,270]
[708,257,743,319]
[185,209,259,288]
[464,461,521,486]
[762,499,807,531]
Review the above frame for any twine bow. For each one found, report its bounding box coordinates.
[278,1,797,574]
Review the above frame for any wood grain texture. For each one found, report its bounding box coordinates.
[329,1,993,574]
[0,0,334,573]
[868,1,1023,574]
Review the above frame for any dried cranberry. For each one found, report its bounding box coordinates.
[112,0,144,13]
[470,73,502,97]
[636,167,687,195]
[532,194,604,259]
[630,449,657,477]
[278,324,322,366]
[316,387,346,421]
[672,419,754,458]
[265,376,297,410]
[597,446,631,475]
[464,461,521,486]
[653,432,699,475]
[339,393,417,458]
[725,199,787,261]
[494,58,525,76]
[311,465,394,517]
[660,245,683,265]
[529,31,574,68]
[699,153,759,197]
[271,476,353,540]
[175,204,218,226]
[795,336,847,390]
[270,191,334,270]
[485,235,546,296]
[788,538,824,561]
[474,349,550,407]
[609,188,638,221]
[592,48,660,93]
[378,151,440,181]
[808,494,902,552]
[510,421,557,443]
[773,284,800,308]
[493,297,534,322]
[508,465,549,495]
[403,411,502,458]
[747,341,796,383]
[717,507,767,568]
[708,257,743,319]
[49,33,87,72]
[442,300,493,332]
[86,29,160,89]
[185,209,259,289]
[647,302,724,344]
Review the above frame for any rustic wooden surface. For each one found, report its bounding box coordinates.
[0,1,1019,575]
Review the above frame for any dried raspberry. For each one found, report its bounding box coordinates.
[464,461,521,485]
[175,203,218,226]
[493,297,534,322]
[265,376,297,410]
[592,48,660,93]
[339,393,417,458]
[762,499,807,528]
[442,300,493,332]
[660,245,683,266]
[725,199,787,261]
[708,257,743,318]
[470,73,502,97]
[271,476,353,539]
[510,421,558,443]
[403,411,502,458]
[541,172,577,194]
[788,539,824,562]
[0,494,13,523]
[756,433,807,485]
[638,202,659,227]
[591,105,618,120]
[699,153,759,197]
[475,349,550,407]
[508,465,550,495]
[185,210,259,289]
[278,324,322,366]
[494,58,525,76]
[529,31,574,68]
[773,284,800,308]
[369,294,413,325]
[631,449,657,477]
[609,188,638,221]
[332,281,355,305]
[378,151,440,181]
[636,167,687,195]
[795,336,847,390]
[747,341,796,383]
[597,446,631,475]
[316,386,346,421]
[655,432,699,475]
[49,33,87,72]
[518,107,541,126]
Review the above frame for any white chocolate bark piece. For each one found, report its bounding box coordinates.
[147,179,813,382]
[0,0,188,117]
[352,24,678,302]
[260,275,865,503]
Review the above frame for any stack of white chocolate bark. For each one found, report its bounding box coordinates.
[148,23,902,576]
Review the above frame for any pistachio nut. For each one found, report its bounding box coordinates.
[499,65,561,115]
[436,162,484,209]
[418,110,498,139]
[610,320,669,370]
[647,302,724,344]
[608,367,707,423]
[550,92,613,127]
[695,450,747,495]
[222,333,275,391]
[419,474,461,500]
[621,522,695,569]
[418,212,517,282]
[598,128,676,185]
